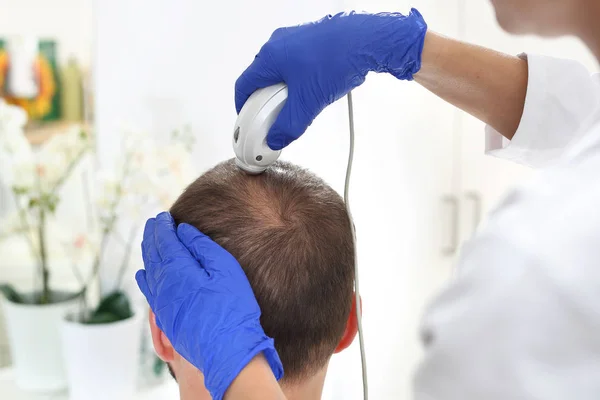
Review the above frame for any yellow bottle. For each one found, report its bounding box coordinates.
[60,57,83,121]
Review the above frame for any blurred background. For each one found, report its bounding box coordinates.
[0,0,597,399]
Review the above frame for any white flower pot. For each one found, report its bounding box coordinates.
[61,309,144,400]
[1,292,80,392]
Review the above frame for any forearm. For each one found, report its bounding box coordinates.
[414,31,528,140]
[224,354,287,400]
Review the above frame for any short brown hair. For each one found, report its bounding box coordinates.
[170,159,354,381]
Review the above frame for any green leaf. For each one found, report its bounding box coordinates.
[0,284,25,303]
[37,193,60,213]
[12,186,29,196]
[90,291,133,323]
[47,198,58,212]
[153,356,166,376]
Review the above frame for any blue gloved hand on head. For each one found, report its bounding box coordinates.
[135,212,283,400]
[235,8,428,150]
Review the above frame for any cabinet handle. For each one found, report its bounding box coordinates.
[465,191,482,235]
[441,195,459,256]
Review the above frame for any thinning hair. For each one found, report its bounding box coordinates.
[170,159,354,381]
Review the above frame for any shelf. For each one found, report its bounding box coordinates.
[24,121,91,146]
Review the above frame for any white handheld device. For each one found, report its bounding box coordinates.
[233,83,288,174]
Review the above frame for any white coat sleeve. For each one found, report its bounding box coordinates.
[485,54,600,168]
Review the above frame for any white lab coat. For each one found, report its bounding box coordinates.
[413,54,600,400]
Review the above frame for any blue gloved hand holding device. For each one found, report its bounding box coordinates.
[235,8,427,150]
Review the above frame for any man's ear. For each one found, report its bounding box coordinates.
[148,309,175,362]
[334,295,361,354]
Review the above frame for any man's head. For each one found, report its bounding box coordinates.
[149,159,358,399]
[490,0,594,37]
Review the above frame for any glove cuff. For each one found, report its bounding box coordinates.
[206,335,284,400]
[362,8,428,81]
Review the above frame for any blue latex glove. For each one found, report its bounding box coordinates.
[235,8,427,150]
[135,212,283,400]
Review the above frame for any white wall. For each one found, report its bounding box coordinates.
[0,0,93,65]
[94,1,463,399]
[95,1,600,400]
[94,1,362,398]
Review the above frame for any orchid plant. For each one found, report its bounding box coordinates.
[0,99,197,320]
[67,126,197,323]
[0,99,91,304]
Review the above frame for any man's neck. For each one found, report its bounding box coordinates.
[281,368,328,400]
